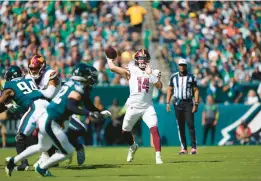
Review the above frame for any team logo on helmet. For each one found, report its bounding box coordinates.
[134,49,150,70]
[28,55,46,79]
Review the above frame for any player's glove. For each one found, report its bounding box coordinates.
[6,103,20,114]
[153,69,161,78]
[90,111,103,120]
[100,110,111,118]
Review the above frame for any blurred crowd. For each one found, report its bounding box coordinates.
[153,1,261,103]
[0,1,146,85]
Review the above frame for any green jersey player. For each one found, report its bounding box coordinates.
[0,65,49,172]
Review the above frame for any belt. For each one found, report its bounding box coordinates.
[174,97,192,103]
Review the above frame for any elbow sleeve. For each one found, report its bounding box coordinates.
[40,85,57,99]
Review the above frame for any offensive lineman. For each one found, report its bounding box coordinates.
[27,55,100,166]
[5,63,110,177]
[106,49,163,164]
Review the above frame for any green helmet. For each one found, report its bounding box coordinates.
[71,63,98,86]
[5,65,23,81]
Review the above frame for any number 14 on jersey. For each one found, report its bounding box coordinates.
[137,77,149,93]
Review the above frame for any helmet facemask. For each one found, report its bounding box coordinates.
[28,64,45,79]
[135,56,149,70]
[28,55,46,79]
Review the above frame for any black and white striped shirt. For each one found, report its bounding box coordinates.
[169,72,197,100]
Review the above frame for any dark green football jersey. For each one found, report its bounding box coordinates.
[47,79,84,123]
[3,78,43,110]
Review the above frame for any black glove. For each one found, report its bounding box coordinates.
[90,112,103,120]
[90,111,104,124]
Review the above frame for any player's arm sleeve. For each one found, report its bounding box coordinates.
[83,97,101,112]
[67,98,90,116]
[40,85,57,99]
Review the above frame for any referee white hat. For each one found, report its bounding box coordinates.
[178,58,187,65]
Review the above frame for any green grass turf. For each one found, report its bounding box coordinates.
[0,146,260,181]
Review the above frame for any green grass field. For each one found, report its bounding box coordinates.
[0,146,260,181]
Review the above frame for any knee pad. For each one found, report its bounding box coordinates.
[15,132,26,142]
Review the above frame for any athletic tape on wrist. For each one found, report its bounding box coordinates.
[106,56,113,63]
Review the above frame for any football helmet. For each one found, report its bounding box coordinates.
[5,65,23,81]
[28,55,46,79]
[134,49,150,70]
[71,63,98,86]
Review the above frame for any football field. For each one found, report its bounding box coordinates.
[0,146,260,181]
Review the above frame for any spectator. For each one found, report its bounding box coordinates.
[221,63,234,84]
[257,83,261,100]
[223,77,243,104]
[206,78,219,101]
[105,99,122,145]
[245,89,259,105]
[234,63,248,83]
[126,2,147,33]
[251,65,261,81]
[202,95,219,145]
[90,96,105,146]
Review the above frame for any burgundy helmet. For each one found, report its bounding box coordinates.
[134,49,150,69]
[28,54,46,79]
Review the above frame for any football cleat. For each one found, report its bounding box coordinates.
[127,144,138,162]
[156,156,163,164]
[179,149,188,155]
[33,152,50,169]
[5,157,16,176]
[77,147,85,166]
[66,155,73,165]
[35,164,53,177]
[190,148,198,155]
[14,164,29,171]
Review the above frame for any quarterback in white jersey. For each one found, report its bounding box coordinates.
[106,48,163,164]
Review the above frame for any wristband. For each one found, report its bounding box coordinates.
[106,56,113,63]
[166,103,170,105]
[149,74,158,84]
[195,102,199,106]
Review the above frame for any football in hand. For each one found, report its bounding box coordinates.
[105,46,117,59]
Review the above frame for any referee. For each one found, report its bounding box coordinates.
[166,58,199,155]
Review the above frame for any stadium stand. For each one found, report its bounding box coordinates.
[0,1,143,86]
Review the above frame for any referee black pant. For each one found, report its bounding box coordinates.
[174,101,197,150]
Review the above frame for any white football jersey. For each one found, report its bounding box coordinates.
[25,68,61,99]
[125,64,159,108]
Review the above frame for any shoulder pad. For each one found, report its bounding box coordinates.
[74,82,84,94]
[25,74,31,79]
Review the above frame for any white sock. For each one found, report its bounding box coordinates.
[130,143,136,151]
[156,151,161,157]
[14,145,42,164]
[40,152,72,169]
